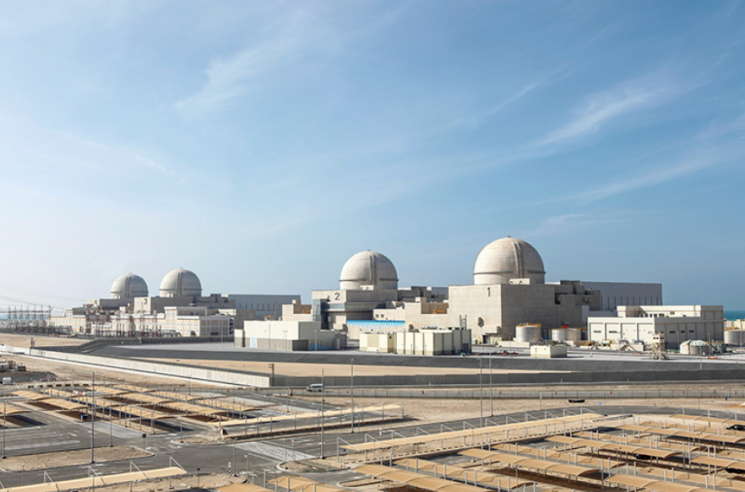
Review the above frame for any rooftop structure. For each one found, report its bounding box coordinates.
[159,268,202,297]
[473,237,545,285]
[340,250,399,291]
[110,273,149,299]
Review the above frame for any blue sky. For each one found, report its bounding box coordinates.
[1,1,744,310]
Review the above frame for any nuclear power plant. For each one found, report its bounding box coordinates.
[46,268,299,337]
[42,236,723,351]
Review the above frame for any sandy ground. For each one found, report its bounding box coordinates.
[149,359,562,377]
[0,334,87,348]
[89,473,241,492]
[2,354,216,388]
[0,446,151,471]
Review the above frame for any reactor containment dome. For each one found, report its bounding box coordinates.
[339,251,399,291]
[110,273,149,299]
[473,237,545,285]
[159,268,202,298]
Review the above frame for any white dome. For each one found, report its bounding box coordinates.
[340,251,398,291]
[473,237,545,285]
[159,268,202,297]
[110,273,148,299]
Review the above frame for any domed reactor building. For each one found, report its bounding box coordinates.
[48,267,300,338]
[280,237,663,342]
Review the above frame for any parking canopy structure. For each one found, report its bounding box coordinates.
[573,431,695,453]
[219,484,274,492]
[394,458,534,490]
[269,476,347,492]
[0,466,185,492]
[546,436,683,460]
[213,404,400,428]
[619,424,745,446]
[354,464,488,492]
[459,449,598,479]
[670,414,741,427]
[690,455,745,472]
[605,474,710,492]
[342,413,600,453]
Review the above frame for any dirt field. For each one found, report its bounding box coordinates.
[0,446,151,471]
[2,354,216,388]
[0,334,87,348]
[86,473,241,492]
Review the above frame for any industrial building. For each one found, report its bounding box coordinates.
[276,237,664,343]
[48,269,299,337]
[588,305,724,349]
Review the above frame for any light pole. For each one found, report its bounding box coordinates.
[350,358,355,433]
[244,454,249,480]
[479,358,483,427]
[320,369,325,458]
[3,399,6,459]
[489,353,493,417]
[91,371,95,464]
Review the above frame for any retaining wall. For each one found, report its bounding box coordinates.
[26,348,272,387]
[11,346,745,389]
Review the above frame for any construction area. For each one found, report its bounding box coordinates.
[1,334,745,492]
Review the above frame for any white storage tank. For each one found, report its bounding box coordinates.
[724,330,745,346]
[551,328,583,342]
[680,340,711,356]
[515,324,542,343]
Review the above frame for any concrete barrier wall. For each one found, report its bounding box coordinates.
[14,345,745,389]
[27,349,272,387]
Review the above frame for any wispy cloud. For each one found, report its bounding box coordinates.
[540,70,698,146]
[176,35,302,116]
[570,112,745,203]
[518,213,613,239]
[175,8,329,117]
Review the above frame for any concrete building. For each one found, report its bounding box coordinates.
[360,328,471,355]
[281,251,446,338]
[279,237,664,343]
[588,305,724,349]
[581,281,663,314]
[49,268,299,338]
[236,320,346,351]
[530,345,568,358]
[373,237,602,341]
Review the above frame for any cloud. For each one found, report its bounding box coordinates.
[450,80,544,130]
[571,113,745,203]
[175,7,329,117]
[540,70,697,146]
[518,213,610,239]
[175,36,301,116]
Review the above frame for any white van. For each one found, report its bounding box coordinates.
[306,383,323,392]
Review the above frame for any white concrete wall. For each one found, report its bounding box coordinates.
[27,349,271,387]
[588,305,724,348]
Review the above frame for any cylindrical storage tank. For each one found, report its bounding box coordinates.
[516,325,542,343]
[724,330,745,346]
[551,328,583,342]
[551,329,570,342]
[687,345,709,356]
